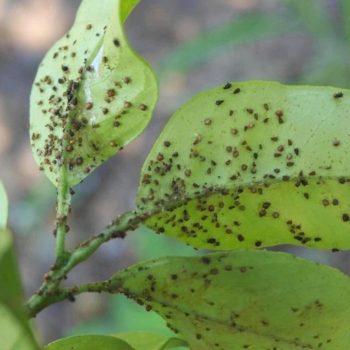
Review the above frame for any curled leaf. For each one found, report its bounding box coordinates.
[138,81,350,250]
[45,335,133,350]
[30,0,157,187]
[114,251,350,349]
[115,331,187,349]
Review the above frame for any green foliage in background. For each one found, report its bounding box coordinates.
[160,0,350,87]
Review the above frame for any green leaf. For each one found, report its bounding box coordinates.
[137,81,350,250]
[115,331,187,349]
[114,251,350,349]
[45,335,133,350]
[0,229,39,349]
[30,0,158,187]
[0,181,8,229]
[159,13,298,76]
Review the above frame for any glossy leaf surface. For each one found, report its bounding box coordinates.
[115,331,187,349]
[30,0,157,186]
[45,335,133,350]
[138,81,350,250]
[115,251,350,349]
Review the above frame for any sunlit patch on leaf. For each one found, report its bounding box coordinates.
[114,251,350,349]
[30,0,158,187]
[137,81,350,250]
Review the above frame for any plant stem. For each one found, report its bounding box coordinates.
[70,210,150,268]
[55,171,71,266]
[25,275,125,318]
[25,209,150,318]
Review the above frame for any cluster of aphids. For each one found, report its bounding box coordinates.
[31,22,149,183]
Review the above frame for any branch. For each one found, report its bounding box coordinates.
[25,276,125,318]
[25,209,150,318]
[69,210,150,268]
[55,171,71,266]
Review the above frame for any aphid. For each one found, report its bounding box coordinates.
[333,139,341,147]
[113,38,120,47]
[215,100,224,106]
[322,199,330,206]
[184,169,192,177]
[76,157,84,165]
[237,234,245,242]
[223,83,232,90]
[204,118,212,126]
[107,89,116,98]
[123,76,131,84]
[139,104,148,111]
[85,102,94,110]
[86,24,92,30]
[110,141,119,148]
[124,101,132,108]
[163,141,171,147]
[275,110,284,124]
[231,128,238,135]
[333,92,344,99]
[233,88,241,94]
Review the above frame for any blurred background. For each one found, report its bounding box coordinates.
[1,0,350,344]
